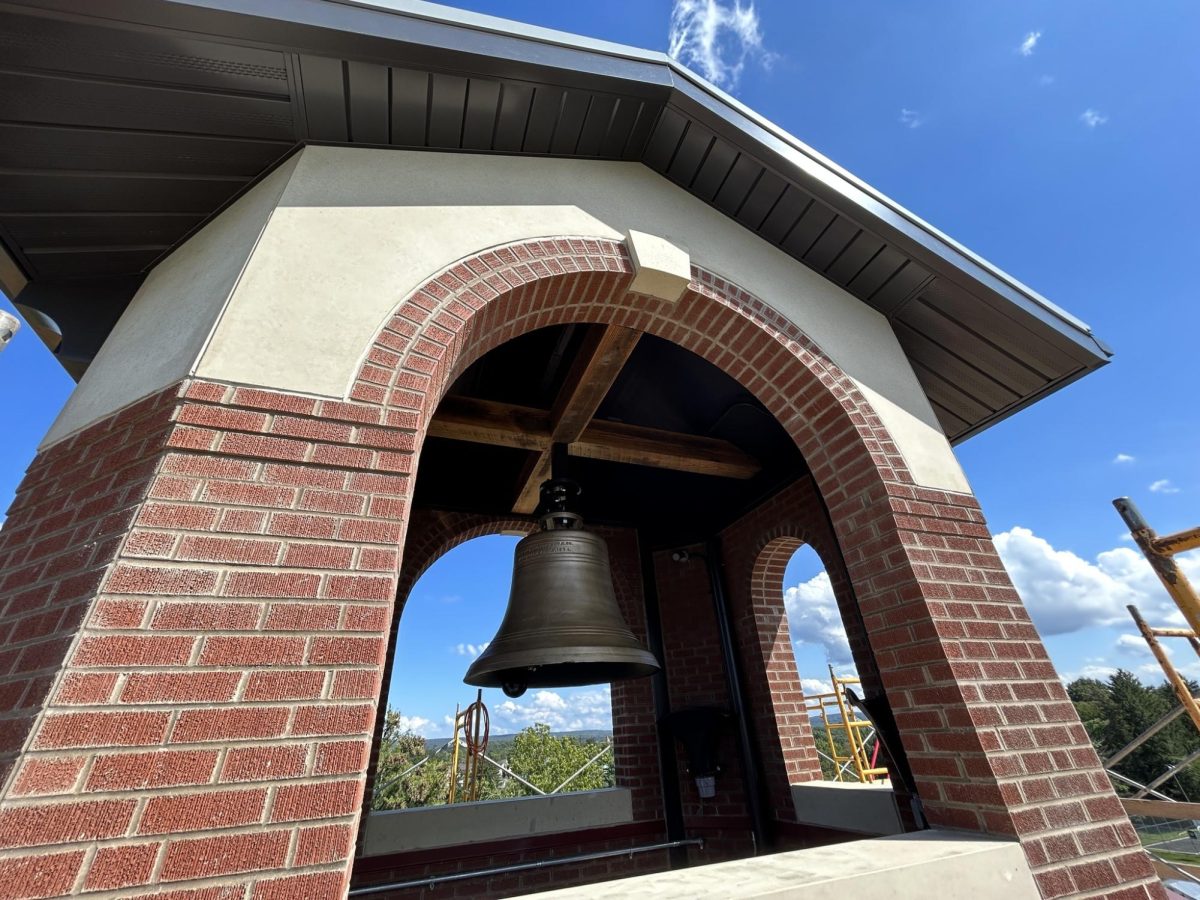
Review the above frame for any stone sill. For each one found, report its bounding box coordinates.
[526,830,1038,898]
[791,780,903,835]
[361,787,634,857]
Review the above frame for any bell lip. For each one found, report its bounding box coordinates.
[464,647,661,688]
[463,661,661,689]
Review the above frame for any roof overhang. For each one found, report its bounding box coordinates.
[0,0,1111,442]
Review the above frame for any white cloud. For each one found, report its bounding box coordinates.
[1150,479,1180,495]
[994,526,1200,636]
[1018,31,1042,57]
[800,677,834,696]
[1113,453,1136,464]
[899,108,924,129]
[396,714,434,736]
[785,570,854,665]
[1064,660,1118,682]
[454,641,490,658]
[1115,632,1171,658]
[493,686,612,732]
[668,0,776,89]
[1080,109,1109,128]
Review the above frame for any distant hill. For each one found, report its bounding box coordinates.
[423,729,611,755]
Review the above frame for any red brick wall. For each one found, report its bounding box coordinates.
[0,386,178,793]
[0,236,1158,898]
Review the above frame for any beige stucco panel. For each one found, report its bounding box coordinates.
[40,154,301,448]
[197,146,968,492]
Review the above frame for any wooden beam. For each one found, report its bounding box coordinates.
[512,326,643,514]
[573,420,760,480]
[550,326,643,441]
[426,396,551,451]
[427,396,761,483]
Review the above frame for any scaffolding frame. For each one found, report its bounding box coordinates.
[803,665,888,783]
[1108,498,1200,800]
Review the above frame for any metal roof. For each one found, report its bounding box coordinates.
[0,0,1111,442]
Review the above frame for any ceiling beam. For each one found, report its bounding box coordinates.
[511,325,643,514]
[427,396,760,482]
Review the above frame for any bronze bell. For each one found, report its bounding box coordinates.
[464,501,660,698]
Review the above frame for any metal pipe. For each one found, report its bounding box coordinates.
[1135,746,1200,799]
[704,537,773,852]
[1149,851,1200,885]
[1115,497,1200,637]
[1157,525,1200,557]
[347,838,704,896]
[1105,705,1187,768]
[1107,769,1176,802]
[638,533,689,869]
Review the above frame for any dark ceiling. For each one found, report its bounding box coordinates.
[1,0,1109,442]
[414,327,806,548]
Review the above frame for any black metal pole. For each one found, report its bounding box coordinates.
[638,533,690,869]
[703,536,773,853]
[348,839,704,895]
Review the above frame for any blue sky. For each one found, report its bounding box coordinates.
[3,1,1199,736]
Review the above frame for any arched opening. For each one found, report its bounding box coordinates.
[368,532,618,816]
[350,237,1041,897]
[782,544,879,784]
[353,310,896,895]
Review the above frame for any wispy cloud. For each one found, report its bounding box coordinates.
[668,0,776,90]
[1038,74,1056,87]
[1018,30,1043,57]
[1080,108,1109,128]
[454,641,490,658]
[899,108,924,129]
[1149,479,1180,494]
[1113,453,1136,464]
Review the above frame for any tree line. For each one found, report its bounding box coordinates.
[372,709,614,811]
[1068,670,1200,801]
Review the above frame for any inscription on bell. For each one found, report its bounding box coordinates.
[517,539,589,562]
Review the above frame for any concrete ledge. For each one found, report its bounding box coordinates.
[361,788,633,857]
[790,781,903,835]
[525,830,1039,898]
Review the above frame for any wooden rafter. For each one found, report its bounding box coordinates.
[426,396,760,482]
[510,326,643,513]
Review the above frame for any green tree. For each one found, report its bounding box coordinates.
[492,724,613,797]
[1065,671,1200,802]
[372,709,453,811]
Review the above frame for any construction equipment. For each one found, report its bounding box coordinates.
[804,666,888,783]
[447,690,489,804]
[1107,498,1200,865]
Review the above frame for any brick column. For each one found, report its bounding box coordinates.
[0,380,412,897]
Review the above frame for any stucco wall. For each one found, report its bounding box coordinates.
[40,154,301,449]
[42,146,969,492]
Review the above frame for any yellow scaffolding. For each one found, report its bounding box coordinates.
[1110,498,1200,797]
[803,665,889,783]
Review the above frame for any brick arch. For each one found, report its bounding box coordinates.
[349,238,911,511]
[392,510,535,610]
